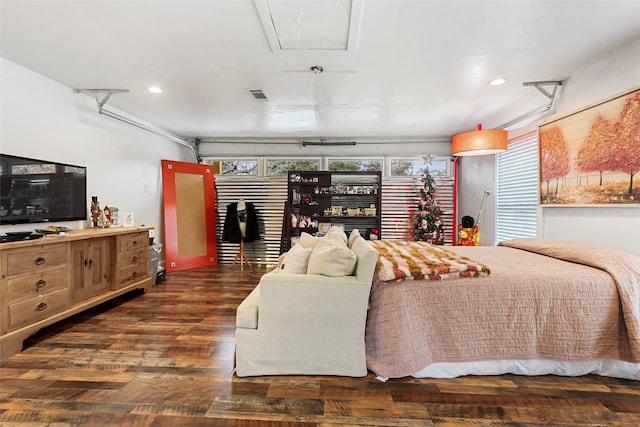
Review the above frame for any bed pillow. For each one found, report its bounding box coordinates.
[279,244,312,274]
[307,245,357,277]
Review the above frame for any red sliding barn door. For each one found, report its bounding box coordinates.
[161,160,218,272]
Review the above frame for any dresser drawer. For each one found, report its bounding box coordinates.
[117,264,149,287]
[7,245,67,277]
[7,288,70,331]
[7,266,68,304]
[118,247,148,270]
[119,232,147,253]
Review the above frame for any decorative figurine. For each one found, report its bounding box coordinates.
[90,196,101,227]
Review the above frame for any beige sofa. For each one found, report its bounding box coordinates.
[235,229,379,377]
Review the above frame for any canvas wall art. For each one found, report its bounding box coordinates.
[539,87,640,206]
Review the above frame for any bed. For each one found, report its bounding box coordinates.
[365,238,640,380]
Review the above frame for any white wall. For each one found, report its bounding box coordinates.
[0,58,194,249]
[456,155,496,246]
[459,37,640,255]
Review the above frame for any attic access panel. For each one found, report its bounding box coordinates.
[255,0,362,51]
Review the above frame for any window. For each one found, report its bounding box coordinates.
[204,159,258,176]
[496,134,538,242]
[266,158,321,176]
[390,157,450,177]
[327,158,382,172]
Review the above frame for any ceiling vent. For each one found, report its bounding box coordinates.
[247,89,268,101]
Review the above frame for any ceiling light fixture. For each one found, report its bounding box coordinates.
[489,78,506,86]
[148,86,163,93]
[451,124,508,156]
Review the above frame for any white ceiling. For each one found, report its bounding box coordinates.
[2,0,640,142]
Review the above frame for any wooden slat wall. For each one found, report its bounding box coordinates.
[215,175,455,265]
[215,176,288,265]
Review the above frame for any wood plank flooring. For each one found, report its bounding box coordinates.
[1,264,639,426]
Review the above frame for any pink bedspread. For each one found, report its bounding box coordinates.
[365,239,640,379]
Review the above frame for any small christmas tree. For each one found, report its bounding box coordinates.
[413,170,445,244]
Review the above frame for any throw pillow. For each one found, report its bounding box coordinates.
[299,232,318,249]
[307,245,357,277]
[327,227,348,246]
[280,244,312,274]
[348,229,361,248]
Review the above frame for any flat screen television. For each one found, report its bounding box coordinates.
[0,154,87,225]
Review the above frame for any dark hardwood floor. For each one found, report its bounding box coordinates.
[1,264,639,426]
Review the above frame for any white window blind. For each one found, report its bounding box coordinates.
[496,134,538,242]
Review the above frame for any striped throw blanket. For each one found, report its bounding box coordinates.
[370,240,490,283]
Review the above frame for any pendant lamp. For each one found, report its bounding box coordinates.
[452,124,508,156]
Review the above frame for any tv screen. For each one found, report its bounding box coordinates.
[0,154,87,225]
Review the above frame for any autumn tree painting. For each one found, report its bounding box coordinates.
[612,90,640,195]
[540,125,570,199]
[576,115,614,185]
[539,88,640,205]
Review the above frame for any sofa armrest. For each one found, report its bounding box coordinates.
[236,284,260,329]
[351,236,379,283]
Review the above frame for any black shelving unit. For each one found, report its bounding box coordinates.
[280,170,382,253]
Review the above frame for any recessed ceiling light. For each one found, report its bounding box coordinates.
[489,78,507,86]
[148,86,163,93]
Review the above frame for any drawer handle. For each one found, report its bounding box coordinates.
[132,271,138,278]
[36,279,47,289]
[35,257,46,265]
[132,256,138,263]
[133,240,139,246]
[36,302,48,312]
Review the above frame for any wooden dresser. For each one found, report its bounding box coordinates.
[0,227,153,361]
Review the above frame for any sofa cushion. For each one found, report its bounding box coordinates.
[307,244,357,277]
[280,244,312,274]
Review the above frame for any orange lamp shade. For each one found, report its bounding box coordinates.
[452,124,508,156]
